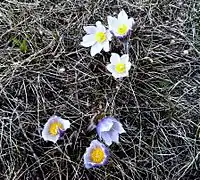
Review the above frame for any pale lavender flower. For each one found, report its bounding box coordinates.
[84,140,109,169]
[96,117,126,146]
[42,115,70,143]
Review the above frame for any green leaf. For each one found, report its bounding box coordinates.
[20,39,28,53]
[12,37,21,46]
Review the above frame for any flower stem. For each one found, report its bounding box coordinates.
[123,40,129,54]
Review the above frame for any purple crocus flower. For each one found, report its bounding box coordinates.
[96,117,126,146]
[84,140,109,169]
[42,115,70,143]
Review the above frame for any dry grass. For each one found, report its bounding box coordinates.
[0,0,200,179]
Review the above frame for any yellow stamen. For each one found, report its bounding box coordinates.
[49,121,63,136]
[95,32,106,43]
[115,63,126,73]
[90,147,105,163]
[117,24,128,35]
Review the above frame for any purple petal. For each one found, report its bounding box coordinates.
[96,117,113,137]
[115,29,132,40]
[58,128,66,138]
[101,132,112,146]
[112,120,126,134]
[102,146,109,165]
[109,129,119,143]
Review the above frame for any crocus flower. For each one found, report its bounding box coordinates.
[84,140,109,169]
[96,117,126,146]
[81,21,112,56]
[106,53,131,79]
[42,115,70,143]
[107,10,135,38]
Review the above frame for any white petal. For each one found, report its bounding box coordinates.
[106,64,115,73]
[43,133,59,143]
[90,43,103,56]
[107,16,119,31]
[96,21,106,32]
[84,149,93,169]
[118,10,128,23]
[90,139,102,147]
[42,124,59,143]
[83,26,97,34]
[106,30,113,41]
[110,53,121,64]
[121,54,129,64]
[103,40,110,52]
[126,62,132,72]
[62,119,70,130]
[112,31,121,37]
[101,132,112,146]
[112,71,128,79]
[81,34,96,47]
[128,17,135,29]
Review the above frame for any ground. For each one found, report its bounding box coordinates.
[0,0,200,179]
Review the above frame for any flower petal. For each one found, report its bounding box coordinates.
[58,129,65,138]
[109,129,119,143]
[83,26,97,34]
[42,115,68,143]
[107,16,119,31]
[81,34,96,47]
[90,139,102,147]
[103,40,110,52]
[126,62,132,72]
[83,140,109,169]
[42,124,60,143]
[101,132,113,146]
[121,54,129,64]
[62,119,71,130]
[97,117,114,133]
[84,150,93,169]
[127,17,135,29]
[112,120,126,134]
[84,163,93,169]
[96,21,106,32]
[90,42,103,56]
[106,30,113,41]
[110,53,121,64]
[118,10,128,23]
[112,71,128,79]
[106,64,115,73]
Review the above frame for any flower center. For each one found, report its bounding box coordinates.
[95,32,106,43]
[49,121,64,136]
[115,63,126,73]
[90,147,105,163]
[117,24,128,35]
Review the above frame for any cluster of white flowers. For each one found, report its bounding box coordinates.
[81,10,135,79]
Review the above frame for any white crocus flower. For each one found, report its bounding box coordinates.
[42,115,70,143]
[81,21,112,56]
[107,10,135,38]
[106,53,131,79]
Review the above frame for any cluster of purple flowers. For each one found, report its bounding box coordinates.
[84,117,126,169]
[42,115,125,169]
[42,9,132,169]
